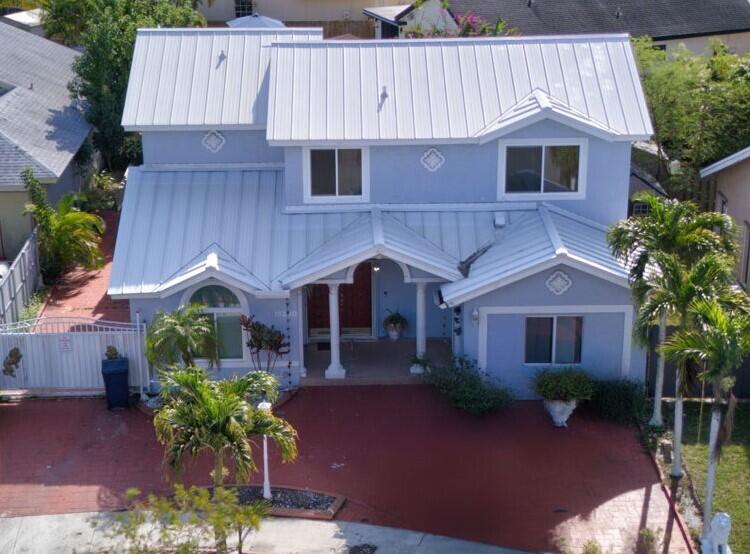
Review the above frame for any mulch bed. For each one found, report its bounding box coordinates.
[229,485,345,520]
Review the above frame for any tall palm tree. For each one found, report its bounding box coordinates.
[632,252,745,477]
[154,366,297,487]
[145,304,219,368]
[22,168,105,282]
[662,299,750,531]
[610,193,736,426]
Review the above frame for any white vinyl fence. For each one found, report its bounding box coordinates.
[0,229,41,325]
[0,317,148,394]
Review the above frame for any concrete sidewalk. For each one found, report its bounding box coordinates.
[0,512,528,554]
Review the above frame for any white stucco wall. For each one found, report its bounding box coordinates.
[199,0,406,22]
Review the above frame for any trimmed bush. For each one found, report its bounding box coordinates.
[532,369,595,402]
[426,357,513,415]
[588,379,648,425]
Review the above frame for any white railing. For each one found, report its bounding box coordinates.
[0,316,148,394]
[0,229,41,325]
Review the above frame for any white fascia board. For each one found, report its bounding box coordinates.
[123,124,266,132]
[282,201,539,214]
[266,137,480,147]
[700,145,750,178]
[440,255,629,307]
[155,268,268,300]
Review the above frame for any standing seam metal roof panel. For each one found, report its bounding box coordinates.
[121,28,323,130]
[266,35,652,144]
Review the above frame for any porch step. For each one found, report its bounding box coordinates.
[300,375,425,387]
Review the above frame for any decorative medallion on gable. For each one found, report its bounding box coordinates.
[420,148,445,172]
[202,131,226,153]
[545,270,572,296]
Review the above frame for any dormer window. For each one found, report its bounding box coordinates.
[498,139,587,200]
[304,147,370,203]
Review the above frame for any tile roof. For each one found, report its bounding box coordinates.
[448,0,750,40]
[0,23,91,186]
[110,167,628,303]
[121,28,323,130]
[266,34,652,144]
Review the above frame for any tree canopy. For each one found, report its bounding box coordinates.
[68,0,205,171]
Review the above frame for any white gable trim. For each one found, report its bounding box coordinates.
[476,304,633,378]
[440,255,629,308]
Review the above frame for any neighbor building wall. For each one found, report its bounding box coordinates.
[141,131,282,166]
[457,264,645,399]
[710,158,750,284]
[657,31,750,55]
[198,0,404,23]
[282,119,632,226]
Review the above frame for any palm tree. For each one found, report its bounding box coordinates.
[662,299,750,531]
[608,192,736,428]
[632,252,745,477]
[22,168,105,282]
[145,304,219,368]
[154,366,297,487]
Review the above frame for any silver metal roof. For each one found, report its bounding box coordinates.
[110,167,628,303]
[121,28,322,131]
[266,34,652,144]
[0,23,91,186]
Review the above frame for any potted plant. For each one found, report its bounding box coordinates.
[383,311,408,341]
[101,345,129,409]
[532,369,595,427]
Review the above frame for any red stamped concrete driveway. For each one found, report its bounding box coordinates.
[0,386,691,553]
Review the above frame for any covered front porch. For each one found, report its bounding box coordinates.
[302,338,452,385]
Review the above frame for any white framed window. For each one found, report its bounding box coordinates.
[181,283,247,361]
[303,147,370,203]
[524,315,583,365]
[497,138,587,200]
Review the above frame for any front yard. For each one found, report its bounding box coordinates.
[681,401,750,552]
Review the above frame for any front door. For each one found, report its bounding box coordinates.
[308,262,372,338]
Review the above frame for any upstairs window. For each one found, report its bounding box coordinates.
[305,148,370,202]
[500,140,586,199]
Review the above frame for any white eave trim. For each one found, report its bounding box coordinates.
[123,124,267,132]
[700,145,750,178]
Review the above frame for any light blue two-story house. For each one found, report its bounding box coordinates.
[110,28,653,397]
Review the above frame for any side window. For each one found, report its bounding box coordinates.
[501,141,586,198]
[524,316,582,364]
[189,285,244,360]
[307,148,367,201]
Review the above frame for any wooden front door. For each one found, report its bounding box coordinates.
[308,262,372,336]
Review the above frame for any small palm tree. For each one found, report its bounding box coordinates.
[22,168,105,282]
[154,366,297,487]
[608,193,736,424]
[145,304,219,368]
[662,299,750,532]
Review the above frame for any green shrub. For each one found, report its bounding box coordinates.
[426,357,513,415]
[588,379,648,425]
[532,369,595,402]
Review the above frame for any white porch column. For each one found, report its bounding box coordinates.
[325,283,346,379]
[410,282,427,375]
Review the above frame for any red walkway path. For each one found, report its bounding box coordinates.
[38,210,129,322]
[0,386,691,552]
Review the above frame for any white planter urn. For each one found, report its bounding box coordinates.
[544,400,578,427]
[386,325,401,341]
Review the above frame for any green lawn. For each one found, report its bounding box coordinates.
[680,401,750,551]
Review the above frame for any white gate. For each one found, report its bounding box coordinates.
[0,317,148,394]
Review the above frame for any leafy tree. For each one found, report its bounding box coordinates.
[40,0,100,46]
[662,299,750,532]
[633,37,750,201]
[154,367,296,550]
[145,304,219,369]
[22,168,105,282]
[405,1,516,37]
[69,0,204,170]
[609,193,736,428]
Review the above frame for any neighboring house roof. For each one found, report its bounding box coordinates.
[2,8,43,31]
[109,167,628,303]
[121,28,323,131]
[362,4,413,25]
[266,34,652,144]
[227,14,285,28]
[447,0,750,41]
[699,145,750,178]
[629,163,666,197]
[0,22,91,187]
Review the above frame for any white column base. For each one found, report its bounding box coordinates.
[409,363,425,375]
[325,364,347,379]
[299,366,307,378]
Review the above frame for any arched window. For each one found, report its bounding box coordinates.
[188,285,244,360]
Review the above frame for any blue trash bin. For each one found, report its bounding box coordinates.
[101,357,129,409]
